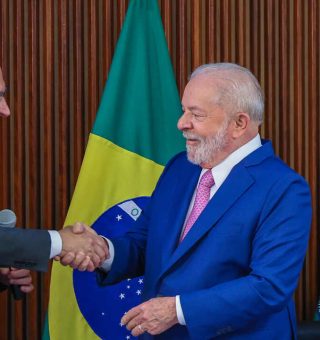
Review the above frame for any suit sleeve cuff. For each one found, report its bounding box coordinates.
[176,295,186,325]
[99,237,115,272]
[48,230,62,259]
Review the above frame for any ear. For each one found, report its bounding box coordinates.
[231,112,250,138]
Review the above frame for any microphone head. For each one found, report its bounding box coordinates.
[0,209,16,228]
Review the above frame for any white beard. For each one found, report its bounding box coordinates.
[183,119,230,166]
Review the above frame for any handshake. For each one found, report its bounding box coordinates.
[56,223,109,272]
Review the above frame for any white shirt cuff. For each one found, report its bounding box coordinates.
[99,237,115,272]
[176,295,186,325]
[48,230,62,259]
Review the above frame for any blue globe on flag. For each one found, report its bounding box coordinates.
[73,196,150,340]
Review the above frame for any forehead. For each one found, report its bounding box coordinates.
[182,75,221,107]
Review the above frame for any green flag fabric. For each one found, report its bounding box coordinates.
[47,0,184,339]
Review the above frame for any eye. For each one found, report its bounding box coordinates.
[192,112,206,121]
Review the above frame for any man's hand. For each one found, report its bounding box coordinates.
[121,297,178,336]
[57,222,109,271]
[0,268,34,293]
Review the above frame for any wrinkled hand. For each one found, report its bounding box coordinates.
[57,222,109,271]
[121,297,178,336]
[0,268,34,293]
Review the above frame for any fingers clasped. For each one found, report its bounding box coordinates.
[56,222,109,272]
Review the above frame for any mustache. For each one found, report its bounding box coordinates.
[182,132,202,140]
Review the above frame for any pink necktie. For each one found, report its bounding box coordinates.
[180,170,215,242]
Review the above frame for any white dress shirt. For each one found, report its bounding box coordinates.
[47,231,113,261]
[48,230,62,258]
[101,134,262,326]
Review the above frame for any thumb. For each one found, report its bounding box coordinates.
[72,222,86,234]
[0,267,10,275]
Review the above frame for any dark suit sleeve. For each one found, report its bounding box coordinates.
[0,282,8,292]
[0,228,51,272]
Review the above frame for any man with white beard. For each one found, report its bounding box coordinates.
[96,63,312,340]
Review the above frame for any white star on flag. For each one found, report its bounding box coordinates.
[116,214,122,221]
[138,278,143,284]
[119,293,125,299]
[136,290,142,295]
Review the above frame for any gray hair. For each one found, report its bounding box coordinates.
[190,63,264,125]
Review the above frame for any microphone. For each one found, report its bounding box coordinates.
[0,209,25,300]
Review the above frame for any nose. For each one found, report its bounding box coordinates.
[177,111,192,131]
[0,98,10,117]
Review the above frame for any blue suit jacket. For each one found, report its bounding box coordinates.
[99,140,312,339]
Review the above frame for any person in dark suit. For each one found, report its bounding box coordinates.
[0,66,108,295]
[91,63,311,339]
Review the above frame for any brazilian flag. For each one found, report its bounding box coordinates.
[45,0,184,339]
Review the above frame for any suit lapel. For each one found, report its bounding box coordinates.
[158,164,254,280]
[155,140,274,282]
[158,165,202,265]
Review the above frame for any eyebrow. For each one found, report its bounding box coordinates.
[182,105,206,113]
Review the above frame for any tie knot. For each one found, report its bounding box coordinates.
[199,170,215,188]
